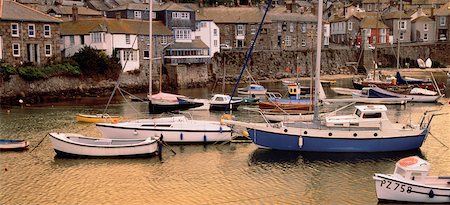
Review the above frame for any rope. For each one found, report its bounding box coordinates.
[226,0,273,112]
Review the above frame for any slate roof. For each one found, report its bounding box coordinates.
[199,6,270,24]
[384,11,411,20]
[61,18,172,36]
[269,13,317,22]
[360,16,389,29]
[412,16,434,23]
[88,0,112,11]
[0,0,62,23]
[362,0,390,3]
[168,39,208,49]
[434,2,450,16]
[108,2,192,12]
[37,5,103,16]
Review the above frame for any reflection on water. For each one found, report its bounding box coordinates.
[1,77,450,204]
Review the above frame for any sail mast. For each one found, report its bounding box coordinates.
[397,0,402,70]
[313,0,323,121]
[149,0,153,98]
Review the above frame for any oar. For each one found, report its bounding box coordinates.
[30,133,49,153]
[429,132,449,149]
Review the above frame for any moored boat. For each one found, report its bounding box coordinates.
[0,139,29,150]
[237,84,267,97]
[148,92,203,114]
[209,94,242,111]
[96,116,232,143]
[49,133,158,157]
[373,156,450,203]
[76,114,123,123]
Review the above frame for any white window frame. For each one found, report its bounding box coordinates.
[214,40,218,47]
[214,29,218,36]
[91,33,103,43]
[301,23,307,33]
[126,34,131,44]
[380,29,386,43]
[398,20,407,30]
[440,17,446,26]
[348,22,353,31]
[423,23,428,31]
[70,36,75,45]
[134,11,142,19]
[160,36,167,45]
[12,43,20,57]
[152,12,156,19]
[11,23,19,37]
[28,24,35,37]
[44,24,51,37]
[277,23,282,33]
[251,25,256,35]
[143,50,150,59]
[237,24,245,36]
[175,29,191,40]
[285,36,292,47]
[367,4,372,11]
[399,32,404,40]
[290,23,294,32]
[172,12,190,19]
[45,44,52,57]
[423,33,428,41]
[301,39,306,47]
[0,36,2,60]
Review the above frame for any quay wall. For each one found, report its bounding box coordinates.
[1,43,449,105]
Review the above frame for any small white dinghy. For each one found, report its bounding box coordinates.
[373,156,450,203]
[49,133,158,157]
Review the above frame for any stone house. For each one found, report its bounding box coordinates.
[105,2,152,20]
[329,12,366,46]
[361,0,390,12]
[269,12,318,50]
[411,16,436,43]
[60,18,172,72]
[0,0,62,67]
[38,5,103,20]
[383,10,412,43]
[198,6,272,50]
[434,2,449,42]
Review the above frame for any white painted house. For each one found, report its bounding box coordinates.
[60,18,171,72]
[193,15,220,58]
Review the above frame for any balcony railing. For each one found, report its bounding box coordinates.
[164,56,210,64]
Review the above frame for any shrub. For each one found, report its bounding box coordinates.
[71,46,121,79]
[17,66,46,80]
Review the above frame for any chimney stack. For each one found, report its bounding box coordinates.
[72,4,78,21]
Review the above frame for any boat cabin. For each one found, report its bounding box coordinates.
[288,83,310,99]
[393,156,430,180]
[211,94,231,102]
[325,105,389,128]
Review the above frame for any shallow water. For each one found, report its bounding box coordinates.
[1,78,449,204]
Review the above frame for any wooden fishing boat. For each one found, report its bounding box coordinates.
[258,100,313,111]
[49,133,158,157]
[76,114,123,123]
[373,156,450,203]
[0,139,29,150]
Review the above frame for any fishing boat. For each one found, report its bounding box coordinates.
[49,133,158,157]
[222,1,441,153]
[258,83,313,111]
[76,114,123,123]
[96,116,232,143]
[395,72,432,85]
[209,94,242,111]
[0,139,29,150]
[373,156,450,203]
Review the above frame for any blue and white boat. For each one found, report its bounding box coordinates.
[238,84,267,97]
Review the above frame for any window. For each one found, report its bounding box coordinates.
[214,29,218,36]
[214,40,218,47]
[301,39,306,47]
[28,24,35,37]
[0,37,2,60]
[290,23,294,32]
[70,36,75,45]
[362,113,382,119]
[380,29,386,43]
[123,50,137,61]
[134,11,142,19]
[423,33,428,41]
[285,36,292,47]
[172,12,190,19]
[91,33,103,43]
[423,23,428,31]
[143,50,149,59]
[278,23,282,33]
[44,25,51,37]
[11,23,19,37]
[126,34,130,44]
[80,35,85,45]
[399,20,406,30]
[348,22,353,31]
[399,32,404,40]
[301,23,307,33]
[237,24,244,36]
[160,36,167,45]
[440,17,446,26]
[225,25,230,32]
[45,44,52,56]
[175,29,191,40]
[152,12,156,19]
[251,25,256,34]
[367,4,372,11]
[12,43,20,57]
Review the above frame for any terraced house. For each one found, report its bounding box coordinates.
[0,0,62,67]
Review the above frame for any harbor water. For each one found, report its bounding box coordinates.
[1,77,450,204]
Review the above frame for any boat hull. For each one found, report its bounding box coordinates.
[0,140,29,150]
[149,100,203,114]
[49,133,158,157]
[96,121,232,143]
[76,114,123,123]
[373,174,450,203]
[368,87,441,103]
[209,103,240,111]
[247,127,428,152]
